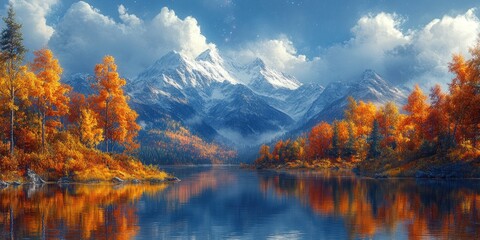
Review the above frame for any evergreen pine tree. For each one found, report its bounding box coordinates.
[0,5,26,155]
[331,121,340,158]
[343,122,356,158]
[367,119,382,159]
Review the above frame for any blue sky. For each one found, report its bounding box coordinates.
[3,0,480,87]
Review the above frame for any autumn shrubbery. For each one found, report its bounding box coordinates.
[0,131,168,182]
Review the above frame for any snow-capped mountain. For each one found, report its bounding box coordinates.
[66,49,409,148]
[128,49,294,146]
[299,69,408,131]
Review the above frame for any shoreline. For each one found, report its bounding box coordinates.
[244,161,480,179]
[0,176,181,187]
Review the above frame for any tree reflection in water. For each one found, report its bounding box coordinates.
[258,171,480,239]
[0,183,167,239]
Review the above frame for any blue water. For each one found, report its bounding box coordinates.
[1,165,479,239]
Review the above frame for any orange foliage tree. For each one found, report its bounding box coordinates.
[79,108,103,148]
[30,49,70,151]
[402,85,429,150]
[376,102,401,149]
[90,56,140,152]
[255,144,272,165]
[448,52,480,148]
[307,122,333,160]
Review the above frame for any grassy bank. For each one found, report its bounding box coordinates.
[0,136,171,183]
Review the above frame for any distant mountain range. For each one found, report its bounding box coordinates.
[65,48,408,150]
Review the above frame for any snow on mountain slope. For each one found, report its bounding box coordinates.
[128,50,295,146]
[299,70,408,131]
[131,50,236,93]
[303,81,351,121]
[66,48,409,148]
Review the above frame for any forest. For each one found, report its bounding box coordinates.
[255,41,480,177]
[138,120,237,165]
[0,7,167,182]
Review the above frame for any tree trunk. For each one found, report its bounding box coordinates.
[10,205,14,239]
[41,111,45,153]
[105,100,109,153]
[10,94,14,156]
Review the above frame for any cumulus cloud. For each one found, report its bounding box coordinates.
[234,10,479,89]
[48,1,214,77]
[3,0,59,52]
[6,0,479,89]
[229,37,321,81]
[118,4,141,26]
[411,9,480,87]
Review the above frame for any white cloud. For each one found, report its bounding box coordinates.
[229,37,322,82]
[351,12,410,51]
[6,0,479,89]
[231,13,410,83]
[315,12,411,83]
[48,1,214,77]
[5,0,59,52]
[411,8,480,88]
[118,4,141,26]
[235,9,479,89]
[148,7,215,60]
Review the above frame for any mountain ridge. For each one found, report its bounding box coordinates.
[64,49,409,150]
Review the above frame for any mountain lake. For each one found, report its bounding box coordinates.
[1,165,479,239]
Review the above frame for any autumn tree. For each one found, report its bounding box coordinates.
[0,6,27,155]
[295,136,307,162]
[79,108,103,148]
[30,49,70,151]
[90,56,140,152]
[377,102,400,149]
[67,92,86,126]
[448,49,480,148]
[425,85,449,147]
[255,144,272,165]
[403,85,429,150]
[307,122,333,160]
[345,99,377,159]
[272,140,284,162]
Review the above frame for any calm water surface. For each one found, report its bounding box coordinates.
[1,165,479,239]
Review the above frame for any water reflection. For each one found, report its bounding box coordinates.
[1,167,479,239]
[0,183,167,239]
[258,171,480,239]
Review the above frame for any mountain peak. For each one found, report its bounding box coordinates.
[362,69,380,78]
[153,50,189,69]
[196,48,222,63]
[248,58,266,70]
[360,69,388,86]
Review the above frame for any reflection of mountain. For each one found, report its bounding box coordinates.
[259,172,480,239]
[136,167,348,239]
[166,168,236,204]
[0,184,167,239]
[3,168,477,239]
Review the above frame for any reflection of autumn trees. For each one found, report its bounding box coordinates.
[0,184,167,239]
[259,173,480,239]
[166,168,235,205]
